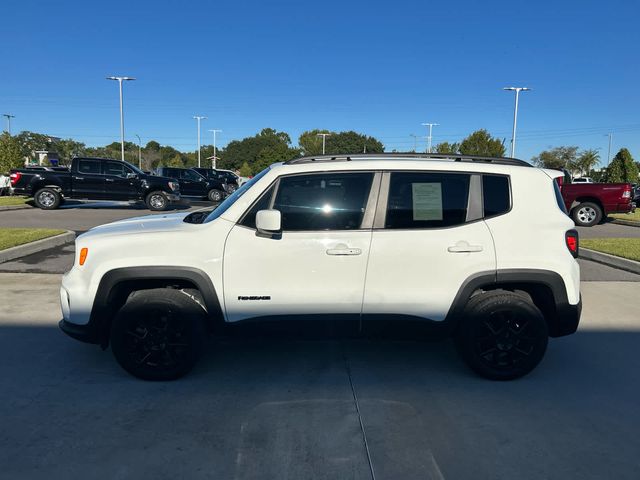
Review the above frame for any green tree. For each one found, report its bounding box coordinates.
[434,141,459,154]
[574,149,600,177]
[55,138,87,164]
[458,130,506,157]
[238,161,252,177]
[222,128,297,172]
[298,130,384,156]
[604,148,639,183]
[165,154,184,168]
[0,132,24,174]
[298,129,332,156]
[531,146,579,170]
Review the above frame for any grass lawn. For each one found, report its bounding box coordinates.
[0,228,66,251]
[0,196,30,206]
[581,238,640,263]
[609,210,640,223]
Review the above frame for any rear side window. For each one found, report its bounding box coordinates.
[274,172,374,231]
[482,175,511,217]
[385,172,470,229]
[77,160,101,175]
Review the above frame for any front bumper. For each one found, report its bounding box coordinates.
[59,318,101,344]
[549,296,582,337]
[166,193,181,202]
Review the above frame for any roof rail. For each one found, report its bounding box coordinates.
[284,153,532,167]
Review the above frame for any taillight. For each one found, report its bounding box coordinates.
[9,172,21,186]
[622,187,631,199]
[566,230,579,258]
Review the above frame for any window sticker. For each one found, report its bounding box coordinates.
[412,183,443,221]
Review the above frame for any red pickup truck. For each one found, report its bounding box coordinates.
[557,175,635,227]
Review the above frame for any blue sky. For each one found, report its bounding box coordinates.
[2,0,639,164]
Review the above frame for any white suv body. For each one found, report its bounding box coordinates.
[60,154,581,380]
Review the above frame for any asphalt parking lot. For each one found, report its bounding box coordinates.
[1,203,640,479]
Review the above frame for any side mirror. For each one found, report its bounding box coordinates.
[255,209,281,238]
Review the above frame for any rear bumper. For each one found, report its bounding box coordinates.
[549,296,582,337]
[609,202,635,214]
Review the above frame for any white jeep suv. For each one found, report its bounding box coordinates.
[59,154,581,380]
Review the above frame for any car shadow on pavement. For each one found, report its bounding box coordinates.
[52,199,192,211]
[1,322,640,479]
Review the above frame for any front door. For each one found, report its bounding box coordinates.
[179,169,207,197]
[363,171,496,321]
[223,171,379,322]
[73,159,105,199]
[103,161,139,200]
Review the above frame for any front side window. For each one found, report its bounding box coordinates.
[77,159,101,175]
[273,172,373,231]
[182,169,203,181]
[104,161,132,177]
[385,172,470,229]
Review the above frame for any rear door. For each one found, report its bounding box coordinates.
[103,161,139,200]
[72,159,105,199]
[179,169,207,196]
[362,171,496,322]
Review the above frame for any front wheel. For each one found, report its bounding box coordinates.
[455,291,548,380]
[572,202,602,227]
[208,189,223,202]
[34,188,62,210]
[110,288,206,380]
[145,191,169,211]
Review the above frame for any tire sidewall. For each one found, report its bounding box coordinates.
[146,191,168,211]
[208,189,222,202]
[572,202,602,227]
[34,188,61,210]
[456,292,548,380]
[110,289,206,381]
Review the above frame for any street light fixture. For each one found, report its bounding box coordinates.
[317,133,330,155]
[193,116,207,167]
[503,86,530,158]
[208,129,222,169]
[421,123,439,153]
[2,114,15,135]
[106,76,136,162]
[135,134,142,169]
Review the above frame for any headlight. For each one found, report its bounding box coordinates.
[168,181,179,191]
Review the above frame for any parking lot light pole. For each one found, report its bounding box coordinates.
[605,133,613,166]
[135,134,142,169]
[208,129,222,169]
[409,134,418,152]
[193,116,207,167]
[2,114,15,135]
[421,123,439,153]
[106,76,136,162]
[503,87,530,158]
[317,133,330,155]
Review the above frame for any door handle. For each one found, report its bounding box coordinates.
[326,247,362,256]
[105,178,115,182]
[73,176,84,180]
[448,243,483,253]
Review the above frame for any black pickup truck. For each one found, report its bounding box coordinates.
[10,157,181,211]
[192,167,240,193]
[154,167,226,202]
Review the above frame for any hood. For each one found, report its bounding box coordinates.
[80,211,193,240]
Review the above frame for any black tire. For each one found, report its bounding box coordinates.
[571,202,602,227]
[33,188,61,210]
[145,191,169,211]
[455,291,548,380]
[208,189,223,202]
[110,288,206,380]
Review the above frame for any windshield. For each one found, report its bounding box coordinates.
[123,161,145,175]
[203,167,271,223]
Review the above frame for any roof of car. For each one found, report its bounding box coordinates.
[284,153,532,168]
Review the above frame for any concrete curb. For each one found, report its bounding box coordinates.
[0,204,33,212]
[0,230,75,264]
[580,248,640,275]
[610,219,640,228]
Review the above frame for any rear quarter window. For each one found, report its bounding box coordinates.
[482,175,511,217]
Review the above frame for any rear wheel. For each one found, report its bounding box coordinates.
[145,191,169,211]
[110,288,206,380]
[455,291,548,380]
[34,188,61,210]
[208,189,223,202]
[572,202,602,227]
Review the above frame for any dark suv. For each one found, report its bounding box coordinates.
[155,167,226,202]
[192,167,239,193]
